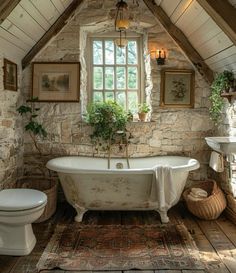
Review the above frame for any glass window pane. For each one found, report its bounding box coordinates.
[128,41,137,64]
[105,41,114,64]
[116,46,126,64]
[128,92,138,113]
[93,67,103,90]
[116,67,126,89]
[93,92,103,102]
[93,41,103,64]
[105,67,114,90]
[116,91,126,109]
[128,67,137,89]
[105,92,114,101]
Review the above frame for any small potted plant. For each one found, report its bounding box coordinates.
[17,97,57,222]
[138,103,150,122]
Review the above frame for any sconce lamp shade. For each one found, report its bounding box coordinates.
[156,49,166,65]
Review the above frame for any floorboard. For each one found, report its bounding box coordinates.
[173,203,230,273]
[0,202,235,273]
[216,215,236,247]
[197,219,236,273]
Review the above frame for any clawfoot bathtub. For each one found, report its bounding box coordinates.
[46,156,199,223]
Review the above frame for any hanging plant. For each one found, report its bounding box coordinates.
[209,70,234,124]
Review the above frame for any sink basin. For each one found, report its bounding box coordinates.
[205,136,236,154]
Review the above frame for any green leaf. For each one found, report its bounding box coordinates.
[17,105,32,114]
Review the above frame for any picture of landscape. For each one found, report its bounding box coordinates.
[41,72,70,92]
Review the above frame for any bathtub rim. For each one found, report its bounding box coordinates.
[46,155,200,174]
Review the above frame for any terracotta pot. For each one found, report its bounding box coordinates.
[138,112,147,122]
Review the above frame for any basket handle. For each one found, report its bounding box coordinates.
[212,180,219,194]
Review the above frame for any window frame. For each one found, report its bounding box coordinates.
[88,33,144,111]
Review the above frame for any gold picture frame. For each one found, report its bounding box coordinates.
[3,58,17,91]
[160,69,195,108]
[32,62,80,102]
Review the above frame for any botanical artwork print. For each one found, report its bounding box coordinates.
[41,72,70,92]
[171,79,187,101]
[165,73,191,105]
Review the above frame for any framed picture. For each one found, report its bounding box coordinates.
[3,58,17,91]
[32,62,80,102]
[160,69,195,108]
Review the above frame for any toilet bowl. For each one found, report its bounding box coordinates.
[0,188,47,256]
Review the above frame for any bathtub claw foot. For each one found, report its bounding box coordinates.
[158,211,169,223]
[74,206,87,222]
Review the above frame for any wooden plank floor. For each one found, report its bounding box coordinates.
[0,202,236,273]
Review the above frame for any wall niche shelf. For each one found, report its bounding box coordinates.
[221,92,236,103]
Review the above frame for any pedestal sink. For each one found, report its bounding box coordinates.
[205,136,236,154]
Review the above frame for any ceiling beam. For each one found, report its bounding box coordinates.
[22,0,84,69]
[142,0,214,84]
[0,0,20,24]
[197,0,236,46]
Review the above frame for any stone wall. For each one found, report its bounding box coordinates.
[22,0,214,183]
[0,52,24,189]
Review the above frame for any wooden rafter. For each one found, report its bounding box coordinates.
[0,0,20,24]
[197,0,236,46]
[22,0,84,69]
[142,0,214,84]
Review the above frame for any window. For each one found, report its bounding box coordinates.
[90,37,141,113]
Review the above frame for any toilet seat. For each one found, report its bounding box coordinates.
[0,189,47,211]
[0,188,48,256]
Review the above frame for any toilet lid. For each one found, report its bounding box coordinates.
[0,189,47,211]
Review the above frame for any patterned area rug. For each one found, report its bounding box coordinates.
[37,223,204,271]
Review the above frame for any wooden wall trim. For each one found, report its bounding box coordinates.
[22,0,84,69]
[143,0,214,84]
[197,0,236,46]
[0,0,21,24]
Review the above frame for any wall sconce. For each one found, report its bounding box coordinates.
[156,49,166,65]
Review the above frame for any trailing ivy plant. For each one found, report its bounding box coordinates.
[17,97,47,155]
[209,70,234,124]
[86,100,128,147]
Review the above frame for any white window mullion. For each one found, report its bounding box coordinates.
[114,41,117,103]
[102,39,105,101]
[126,44,128,110]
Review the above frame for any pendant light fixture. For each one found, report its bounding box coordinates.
[114,0,129,48]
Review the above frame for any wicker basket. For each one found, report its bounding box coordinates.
[17,176,58,223]
[183,180,226,220]
[226,194,236,211]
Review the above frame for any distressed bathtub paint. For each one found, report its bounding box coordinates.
[46,156,200,223]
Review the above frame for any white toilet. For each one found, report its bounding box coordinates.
[0,188,47,256]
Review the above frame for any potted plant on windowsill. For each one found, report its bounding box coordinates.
[209,70,235,124]
[17,97,57,222]
[138,103,150,122]
[85,100,129,168]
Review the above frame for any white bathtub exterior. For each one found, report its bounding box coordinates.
[46,156,200,223]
